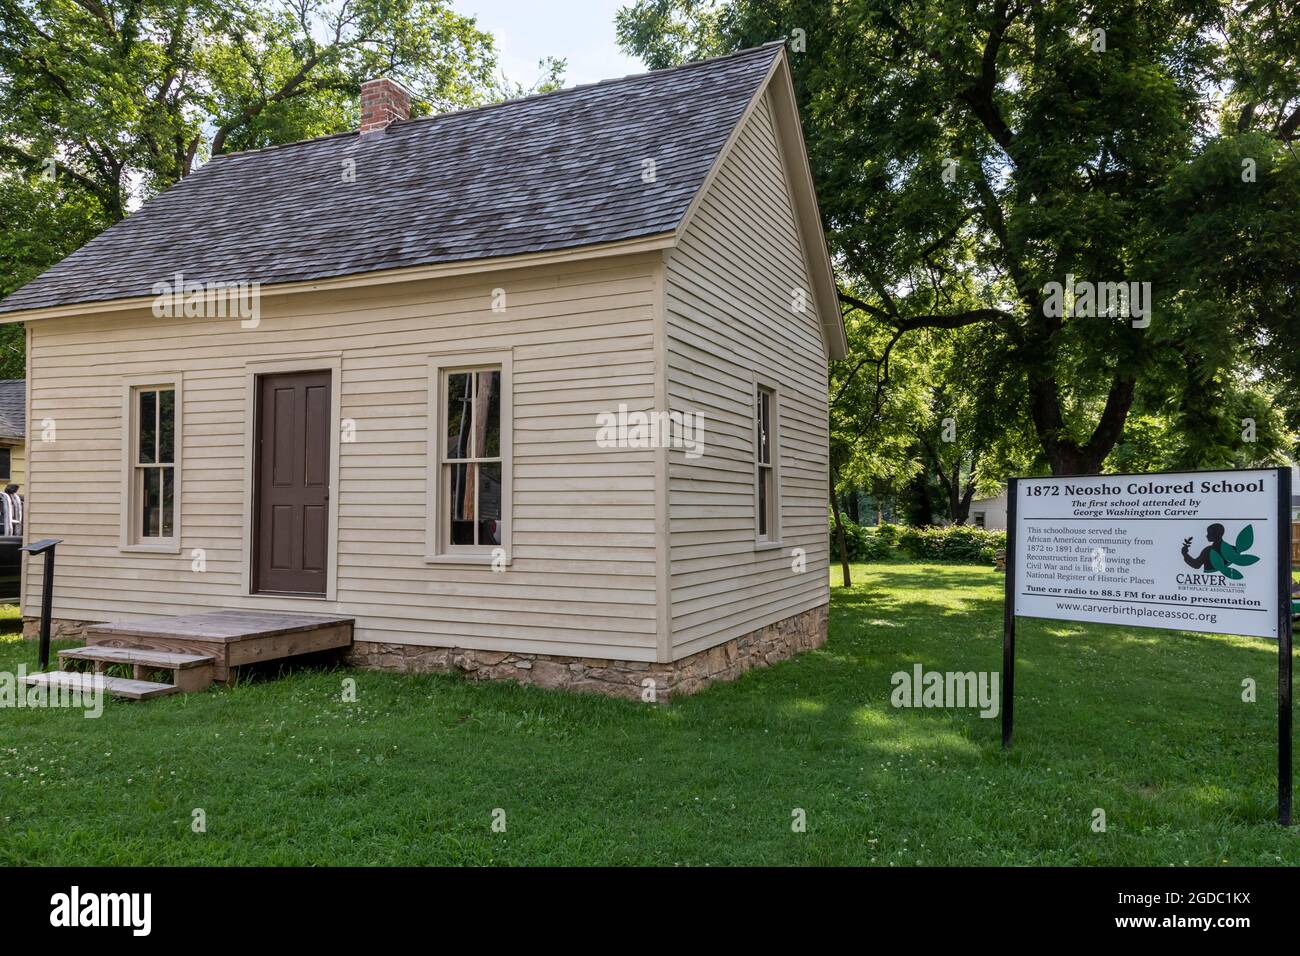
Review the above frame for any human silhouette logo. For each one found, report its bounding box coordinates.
[1181,523,1259,580]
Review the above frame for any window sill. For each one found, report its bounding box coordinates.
[120,542,181,555]
[424,553,511,567]
[250,590,337,602]
[753,539,784,552]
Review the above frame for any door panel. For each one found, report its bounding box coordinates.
[254,370,331,595]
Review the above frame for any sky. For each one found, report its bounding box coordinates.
[458,0,648,89]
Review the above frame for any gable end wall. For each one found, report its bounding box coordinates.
[663,89,831,659]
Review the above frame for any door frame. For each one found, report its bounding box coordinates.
[240,354,341,601]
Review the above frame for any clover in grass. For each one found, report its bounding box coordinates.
[1181,523,1259,580]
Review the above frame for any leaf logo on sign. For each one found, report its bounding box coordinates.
[1208,525,1259,580]
[1183,523,1259,580]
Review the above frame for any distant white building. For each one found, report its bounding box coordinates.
[969,488,1008,530]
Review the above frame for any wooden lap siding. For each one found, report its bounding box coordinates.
[24,256,661,661]
[664,90,831,659]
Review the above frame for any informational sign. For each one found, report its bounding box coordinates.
[1013,468,1284,639]
[1001,467,1293,824]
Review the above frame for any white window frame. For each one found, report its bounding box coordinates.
[120,374,182,553]
[426,350,512,565]
[753,378,781,547]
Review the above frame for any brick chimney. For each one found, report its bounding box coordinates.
[359,78,411,134]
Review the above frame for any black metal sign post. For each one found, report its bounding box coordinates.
[1002,477,1018,749]
[20,538,62,670]
[1277,467,1293,826]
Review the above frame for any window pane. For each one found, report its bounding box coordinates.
[448,462,476,545]
[757,467,768,538]
[759,470,769,538]
[161,467,174,537]
[159,389,175,464]
[478,462,502,545]
[446,372,472,460]
[758,391,771,465]
[139,390,157,464]
[476,370,501,458]
[141,468,161,538]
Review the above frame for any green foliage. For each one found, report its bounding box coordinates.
[1107,381,1294,473]
[829,515,893,561]
[614,0,731,70]
[0,0,509,318]
[828,299,930,496]
[617,0,1300,475]
[831,514,1005,564]
[0,170,106,375]
[897,524,1006,563]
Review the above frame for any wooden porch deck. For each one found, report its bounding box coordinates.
[24,609,354,700]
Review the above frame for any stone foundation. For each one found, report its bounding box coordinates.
[22,604,829,702]
[21,617,100,641]
[347,603,828,701]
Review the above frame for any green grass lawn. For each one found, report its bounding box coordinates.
[0,563,1297,866]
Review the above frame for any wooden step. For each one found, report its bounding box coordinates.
[59,646,214,669]
[59,645,215,693]
[22,670,178,700]
[85,610,354,682]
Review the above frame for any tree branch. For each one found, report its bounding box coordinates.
[958,0,1020,162]
[1080,374,1137,464]
[1278,102,1300,142]
[0,141,104,195]
[210,51,325,155]
[838,289,1012,332]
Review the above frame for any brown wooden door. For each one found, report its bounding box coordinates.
[253,370,331,595]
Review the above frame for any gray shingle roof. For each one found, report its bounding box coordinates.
[0,44,783,316]
[0,379,24,439]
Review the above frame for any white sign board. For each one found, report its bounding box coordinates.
[1013,469,1284,639]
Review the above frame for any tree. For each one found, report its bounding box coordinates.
[0,171,103,374]
[826,286,932,580]
[916,411,981,525]
[0,0,506,307]
[1107,380,1294,472]
[0,0,500,199]
[618,0,1300,475]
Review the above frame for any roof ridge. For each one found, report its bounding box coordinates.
[394,41,785,131]
[209,42,785,165]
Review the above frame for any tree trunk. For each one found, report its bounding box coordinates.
[953,477,977,524]
[846,489,861,524]
[829,482,852,589]
[948,462,964,524]
[1030,368,1136,475]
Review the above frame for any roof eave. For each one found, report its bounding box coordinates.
[764,55,848,361]
[0,232,677,324]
